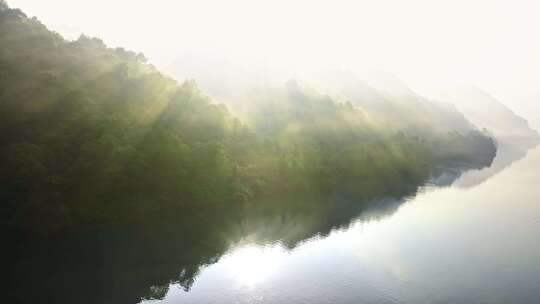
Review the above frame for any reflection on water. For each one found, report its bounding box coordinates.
[454,142,531,188]
[5,144,540,304]
[428,140,533,189]
[218,244,289,287]
[155,145,540,304]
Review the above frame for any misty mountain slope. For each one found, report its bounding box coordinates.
[434,86,540,146]
[303,69,477,135]
[165,62,478,138]
[0,2,496,235]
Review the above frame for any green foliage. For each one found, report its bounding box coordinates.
[0,3,496,233]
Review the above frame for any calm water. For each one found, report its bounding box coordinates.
[7,145,540,304]
[142,146,540,304]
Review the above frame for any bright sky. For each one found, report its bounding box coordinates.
[7,0,540,121]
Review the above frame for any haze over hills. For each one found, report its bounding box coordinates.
[434,86,540,147]
[166,63,479,137]
[166,50,539,147]
[188,64,539,192]
[302,69,478,135]
[0,1,497,236]
[304,69,540,149]
[358,72,540,187]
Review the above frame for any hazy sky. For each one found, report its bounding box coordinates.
[8,0,540,123]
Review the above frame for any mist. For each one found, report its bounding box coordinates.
[8,0,540,126]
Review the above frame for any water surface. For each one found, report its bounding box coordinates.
[6,145,540,304]
[145,146,540,304]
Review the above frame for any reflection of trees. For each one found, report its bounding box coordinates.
[453,138,538,188]
[5,154,494,304]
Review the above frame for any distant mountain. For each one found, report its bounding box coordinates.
[305,69,478,136]
[434,86,540,147]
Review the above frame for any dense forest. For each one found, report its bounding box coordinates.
[0,1,496,236]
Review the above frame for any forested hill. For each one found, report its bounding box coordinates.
[0,2,496,235]
[0,2,254,231]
